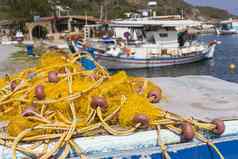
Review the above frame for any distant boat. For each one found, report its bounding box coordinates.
[82,17,220,69]
[215,28,221,35]
[217,18,238,35]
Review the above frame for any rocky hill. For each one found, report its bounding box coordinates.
[126,0,235,20]
[0,0,235,21]
[196,6,234,20]
[69,0,235,20]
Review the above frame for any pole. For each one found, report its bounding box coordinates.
[100,4,103,21]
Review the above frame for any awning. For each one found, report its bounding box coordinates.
[111,19,202,27]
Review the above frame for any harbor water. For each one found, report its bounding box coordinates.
[1,34,238,83]
[124,34,238,83]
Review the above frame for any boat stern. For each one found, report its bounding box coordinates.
[206,40,221,59]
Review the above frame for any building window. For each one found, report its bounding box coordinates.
[159,33,168,38]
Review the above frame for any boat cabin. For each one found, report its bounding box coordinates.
[220,19,238,33]
[110,19,200,49]
[84,24,114,39]
[110,23,179,48]
[82,18,201,58]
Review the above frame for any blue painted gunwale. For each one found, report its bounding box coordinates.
[86,135,238,159]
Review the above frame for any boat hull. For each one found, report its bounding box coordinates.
[96,51,208,69]
[89,135,238,159]
[206,44,216,59]
[219,30,238,35]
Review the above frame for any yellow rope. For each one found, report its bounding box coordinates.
[65,68,77,141]
[167,125,224,159]
[69,140,88,159]
[195,132,225,159]
[58,143,71,159]
[97,107,141,136]
[12,128,35,159]
[156,125,171,159]
[39,132,67,159]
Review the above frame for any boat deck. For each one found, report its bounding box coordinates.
[150,76,238,121]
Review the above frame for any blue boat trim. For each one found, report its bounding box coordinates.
[85,135,238,159]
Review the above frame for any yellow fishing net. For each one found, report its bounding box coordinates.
[0,50,224,159]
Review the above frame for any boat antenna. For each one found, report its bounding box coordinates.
[85,11,88,25]
[181,8,184,20]
[100,4,103,21]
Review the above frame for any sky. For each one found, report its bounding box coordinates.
[185,0,238,15]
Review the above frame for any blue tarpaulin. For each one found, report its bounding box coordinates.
[26,44,34,56]
[80,57,96,70]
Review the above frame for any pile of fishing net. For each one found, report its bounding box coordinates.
[0,50,225,159]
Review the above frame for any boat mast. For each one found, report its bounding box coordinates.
[100,4,103,21]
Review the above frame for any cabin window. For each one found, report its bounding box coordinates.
[147,35,156,44]
[222,23,232,30]
[159,33,168,38]
[165,27,175,31]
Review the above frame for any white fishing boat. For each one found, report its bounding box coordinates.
[83,17,220,69]
[217,18,238,35]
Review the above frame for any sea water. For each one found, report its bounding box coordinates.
[125,34,238,83]
[1,34,238,83]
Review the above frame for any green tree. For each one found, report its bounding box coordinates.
[0,0,235,21]
[1,0,52,21]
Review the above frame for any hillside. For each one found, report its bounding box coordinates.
[196,6,235,20]
[0,0,235,21]
[68,0,193,19]
[125,0,235,20]
[69,0,235,20]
